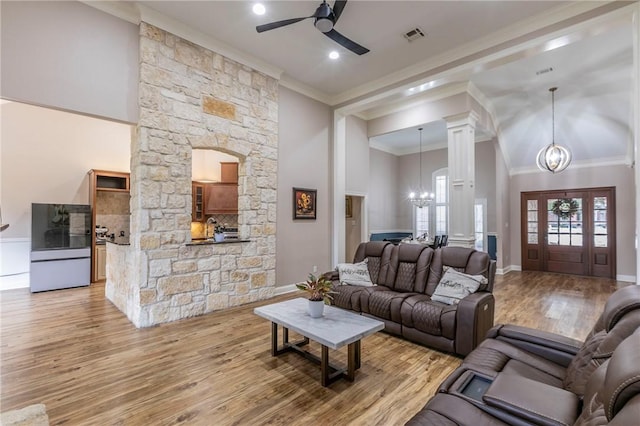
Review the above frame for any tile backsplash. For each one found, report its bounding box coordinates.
[96,191,130,236]
[96,214,130,237]
[191,214,238,239]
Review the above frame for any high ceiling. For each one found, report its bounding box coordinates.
[125,1,635,173]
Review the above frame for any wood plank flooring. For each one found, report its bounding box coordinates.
[0,271,630,425]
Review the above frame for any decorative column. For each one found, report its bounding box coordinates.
[445,112,479,248]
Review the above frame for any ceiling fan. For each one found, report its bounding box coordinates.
[256,0,369,56]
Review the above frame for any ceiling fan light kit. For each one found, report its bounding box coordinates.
[255,0,369,56]
[537,87,571,173]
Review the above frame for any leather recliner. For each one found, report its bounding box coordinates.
[406,285,640,425]
[328,241,496,356]
[459,285,640,396]
[406,328,640,426]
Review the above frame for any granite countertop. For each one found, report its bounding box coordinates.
[186,239,250,246]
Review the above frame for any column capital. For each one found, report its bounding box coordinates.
[444,111,480,129]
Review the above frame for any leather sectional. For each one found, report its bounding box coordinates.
[327,241,497,356]
[406,285,640,425]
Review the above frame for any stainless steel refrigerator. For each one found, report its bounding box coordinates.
[30,203,92,292]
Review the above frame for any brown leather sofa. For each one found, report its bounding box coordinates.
[406,285,640,425]
[328,241,496,356]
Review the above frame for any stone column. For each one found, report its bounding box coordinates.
[445,112,478,248]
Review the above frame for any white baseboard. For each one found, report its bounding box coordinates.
[274,283,297,295]
[0,273,30,291]
[616,275,636,283]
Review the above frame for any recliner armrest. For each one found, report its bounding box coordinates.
[487,324,582,367]
[482,373,579,426]
[455,292,495,356]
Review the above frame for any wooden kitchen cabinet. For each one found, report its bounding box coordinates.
[205,183,238,214]
[192,182,205,221]
[88,169,130,283]
[220,162,238,183]
[95,245,107,281]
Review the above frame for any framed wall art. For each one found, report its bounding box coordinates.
[345,195,353,218]
[293,188,317,220]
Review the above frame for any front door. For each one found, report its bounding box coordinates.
[521,187,615,278]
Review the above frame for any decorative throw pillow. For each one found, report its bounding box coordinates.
[336,259,374,287]
[432,267,487,305]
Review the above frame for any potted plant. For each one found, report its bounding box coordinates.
[213,222,225,242]
[296,273,335,318]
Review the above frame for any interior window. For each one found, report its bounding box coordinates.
[475,201,486,251]
[434,169,448,235]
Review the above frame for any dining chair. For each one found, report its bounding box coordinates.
[440,234,448,248]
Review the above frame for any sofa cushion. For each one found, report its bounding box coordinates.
[401,295,457,338]
[385,244,433,293]
[336,259,374,286]
[352,241,394,285]
[332,284,368,312]
[463,339,566,388]
[363,290,415,323]
[432,267,486,305]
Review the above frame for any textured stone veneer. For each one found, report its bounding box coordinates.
[106,22,278,327]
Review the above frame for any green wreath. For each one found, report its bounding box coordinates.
[551,198,579,219]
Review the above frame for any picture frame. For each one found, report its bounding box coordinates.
[293,188,317,220]
[345,195,353,218]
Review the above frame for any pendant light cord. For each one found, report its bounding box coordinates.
[418,128,423,192]
[550,87,557,146]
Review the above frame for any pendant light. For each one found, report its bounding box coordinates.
[409,128,434,208]
[536,87,571,173]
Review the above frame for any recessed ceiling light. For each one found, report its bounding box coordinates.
[252,3,266,15]
[329,51,340,60]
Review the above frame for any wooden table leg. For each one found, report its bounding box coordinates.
[347,341,359,381]
[270,322,278,356]
[321,345,330,387]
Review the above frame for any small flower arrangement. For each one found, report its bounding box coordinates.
[213,221,224,234]
[296,273,335,304]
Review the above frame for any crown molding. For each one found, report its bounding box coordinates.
[358,82,470,121]
[331,1,621,106]
[509,155,631,176]
[79,1,140,24]
[278,76,332,106]
[466,82,512,171]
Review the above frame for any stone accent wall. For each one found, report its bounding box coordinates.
[106,22,278,327]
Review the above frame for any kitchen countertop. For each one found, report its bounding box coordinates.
[106,237,130,246]
[186,239,250,246]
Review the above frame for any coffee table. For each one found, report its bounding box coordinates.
[254,298,385,386]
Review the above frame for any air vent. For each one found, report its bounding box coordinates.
[536,67,554,76]
[404,28,425,42]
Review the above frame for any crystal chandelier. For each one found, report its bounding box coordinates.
[536,87,571,173]
[409,128,434,208]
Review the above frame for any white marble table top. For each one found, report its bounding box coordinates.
[254,298,385,350]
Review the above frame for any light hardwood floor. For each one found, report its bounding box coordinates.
[0,272,630,425]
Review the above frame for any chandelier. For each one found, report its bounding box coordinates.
[536,87,571,173]
[409,127,434,208]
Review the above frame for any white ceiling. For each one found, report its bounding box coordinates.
[128,1,634,173]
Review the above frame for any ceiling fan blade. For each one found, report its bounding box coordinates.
[256,17,309,33]
[332,0,347,22]
[324,29,369,55]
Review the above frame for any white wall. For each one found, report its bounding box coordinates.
[369,148,402,232]
[0,102,132,289]
[509,164,636,279]
[495,140,511,271]
[475,140,497,233]
[276,87,332,286]
[192,149,238,182]
[345,116,369,195]
[1,1,139,123]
